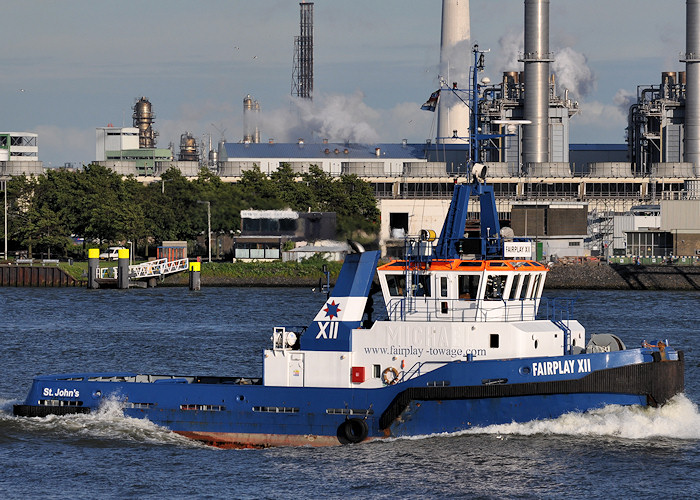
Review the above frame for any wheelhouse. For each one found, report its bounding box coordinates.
[377,259,549,322]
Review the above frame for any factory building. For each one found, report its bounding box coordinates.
[94,97,200,176]
[218,141,427,177]
[0,132,44,176]
[96,126,139,161]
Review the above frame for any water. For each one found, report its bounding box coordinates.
[1,287,699,499]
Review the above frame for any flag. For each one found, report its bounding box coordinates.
[421,89,440,112]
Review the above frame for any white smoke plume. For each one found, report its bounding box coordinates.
[490,32,596,102]
[491,30,524,76]
[439,38,472,86]
[261,91,381,144]
[613,88,636,116]
[552,47,596,99]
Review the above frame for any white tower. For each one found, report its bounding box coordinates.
[437,0,471,144]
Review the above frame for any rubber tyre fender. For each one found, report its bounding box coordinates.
[341,418,368,444]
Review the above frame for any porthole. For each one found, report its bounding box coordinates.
[519,366,531,375]
[534,339,539,349]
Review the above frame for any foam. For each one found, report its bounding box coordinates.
[463,394,700,440]
[1,395,208,449]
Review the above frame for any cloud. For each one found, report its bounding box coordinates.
[35,125,94,167]
[569,99,628,143]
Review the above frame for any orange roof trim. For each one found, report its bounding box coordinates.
[377,259,548,272]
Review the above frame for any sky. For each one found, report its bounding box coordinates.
[0,0,689,167]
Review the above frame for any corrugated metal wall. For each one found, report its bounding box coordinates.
[661,200,700,230]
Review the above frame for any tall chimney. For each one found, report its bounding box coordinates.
[521,0,551,166]
[684,0,700,170]
[437,0,470,144]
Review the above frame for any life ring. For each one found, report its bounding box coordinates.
[339,418,368,444]
[382,367,400,385]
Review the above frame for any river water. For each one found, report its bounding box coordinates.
[1,286,699,499]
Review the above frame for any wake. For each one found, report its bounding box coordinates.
[463,394,700,440]
[0,396,208,449]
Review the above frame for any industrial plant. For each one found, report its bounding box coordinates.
[3,0,700,261]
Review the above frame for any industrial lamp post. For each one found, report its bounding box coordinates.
[197,200,211,263]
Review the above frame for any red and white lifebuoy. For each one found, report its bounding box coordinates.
[382,367,400,385]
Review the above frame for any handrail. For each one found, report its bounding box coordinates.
[386,296,572,324]
[94,258,189,280]
[386,296,540,322]
[399,360,453,383]
[129,258,189,279]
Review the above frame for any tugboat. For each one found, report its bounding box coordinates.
[13,48,684,448]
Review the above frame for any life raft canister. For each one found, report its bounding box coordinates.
[382,367,399,385]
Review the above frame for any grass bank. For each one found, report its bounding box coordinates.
[58,256,344,286]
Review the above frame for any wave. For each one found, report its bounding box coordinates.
[0,396,209,449]
[383,394,700,445]
[462,394,700,441]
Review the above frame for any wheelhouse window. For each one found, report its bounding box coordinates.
[385,273,431,297]
[509,274,521,300]
[485,275,509,300]
[519,274,532,299]
[532,274,543,298]
[458,274,480,300]
[386,274,407,296]
[412,273,431,297]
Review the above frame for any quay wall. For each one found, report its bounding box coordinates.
[545,264,700,290]
[2,263,699,290]
[0,265,83,287]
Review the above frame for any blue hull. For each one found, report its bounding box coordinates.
[14,347,684,448]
